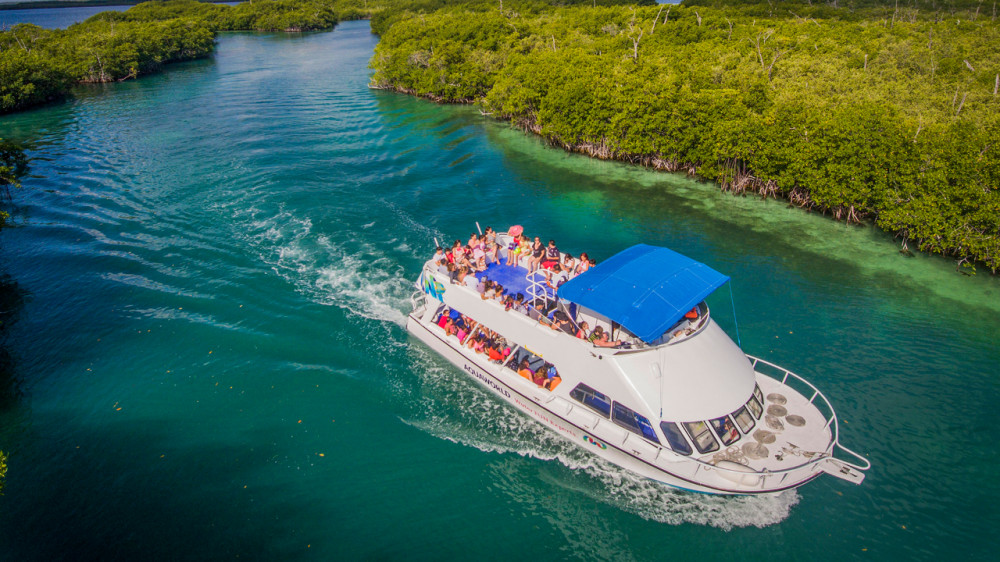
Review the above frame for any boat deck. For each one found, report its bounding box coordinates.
[474,261,556,301]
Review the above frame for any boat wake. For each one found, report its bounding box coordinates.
[236,205,415,326]
[402,345,799,530]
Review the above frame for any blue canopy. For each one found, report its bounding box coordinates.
[558,244,730,344]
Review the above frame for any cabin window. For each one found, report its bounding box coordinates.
[569,383,612,418]
[612,402,660,443]
[682,421,720,454]
[732,406,756,434]
[753,384,763,406]
[659,422,692,456]
[746,396,763,419]
[709,416,741,446]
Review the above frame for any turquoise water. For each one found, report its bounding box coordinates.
[1,19,999,561]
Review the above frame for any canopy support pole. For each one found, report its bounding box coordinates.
[728,282,742,349]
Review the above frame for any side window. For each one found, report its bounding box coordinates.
[659,422,692,456]
[612,402,660,444]
[709,416,740,446]
[753,384,763,406]
[682,420,720,454]
[569,383,612,418]
[746,396,763,419]
[732,406,756,434]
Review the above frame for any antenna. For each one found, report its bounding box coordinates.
[475,222,483,235]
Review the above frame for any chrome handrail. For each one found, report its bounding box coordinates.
[747,355,871,471]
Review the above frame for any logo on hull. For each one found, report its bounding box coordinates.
[583,435,607,450]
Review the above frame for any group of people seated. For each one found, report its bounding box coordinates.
[504,234,596,290]
[435,308,514,364]
[516,358,562,391]
[426,226,598,292]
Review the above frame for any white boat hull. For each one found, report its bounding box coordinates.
[406,312,824,495]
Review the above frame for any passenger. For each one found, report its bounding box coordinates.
[444,317,456,337]
[575,253,591,275]
[515,235,530,268]
[462,268,478,290]
[562,253,576,277]
[437,311,450,329]
[481,280,496,300]
[527,301,547,323]
[575,321,590,339]
[431,246,445,264]
[474,249,487,272]
[532,368,547,387]
[518,359,533,380]
[541,239,560,269]
[451,240,465,264]
[545,375,562,391]
[551,310,574,335]
[543,365,562,390]
[528,237,545,272]
[505,236,520,266]
[513,293,528,314]
[545,264,569,290]
[483,227,498,262]
[588,325,604,343]
[594,330,623,348]
[488,344,504,363]
[472,335,486,354]
[456,325,468,344]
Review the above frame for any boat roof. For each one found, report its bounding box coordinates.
[557,244,730,344]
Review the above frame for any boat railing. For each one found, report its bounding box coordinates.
[525,269,555,308]
[747,355,871,472]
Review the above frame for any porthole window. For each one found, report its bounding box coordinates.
[709,416,741,446]
[682,420,720,454]
[612,402,660,444]
[659,422,692,456]
[569,383,612,418]
[732,405,756,434]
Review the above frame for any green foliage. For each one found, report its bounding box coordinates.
[370,1,1000,271]
[0,0,355,115]
[0,140,27,228]
[0,450,7,495]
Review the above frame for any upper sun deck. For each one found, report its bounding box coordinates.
[424,239,731,352]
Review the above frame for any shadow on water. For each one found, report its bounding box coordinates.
[0,273,26,410]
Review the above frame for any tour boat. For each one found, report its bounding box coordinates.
[406,230,870,495]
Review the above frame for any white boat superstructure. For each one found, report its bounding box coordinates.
[406,233,870,494]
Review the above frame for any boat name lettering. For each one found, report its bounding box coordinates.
[514,396,576,437]
[464,364,510,398]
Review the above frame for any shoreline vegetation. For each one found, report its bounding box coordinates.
[367,0,999,273]
[1,1,997,274]
[0,0,372,113]
[0,0,218,11]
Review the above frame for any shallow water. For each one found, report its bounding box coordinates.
[1,19,998,561]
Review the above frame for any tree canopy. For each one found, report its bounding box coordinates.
[369,0,1000,272]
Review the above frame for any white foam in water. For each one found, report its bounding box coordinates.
[403,345,798,529]
[237,207,414,326]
